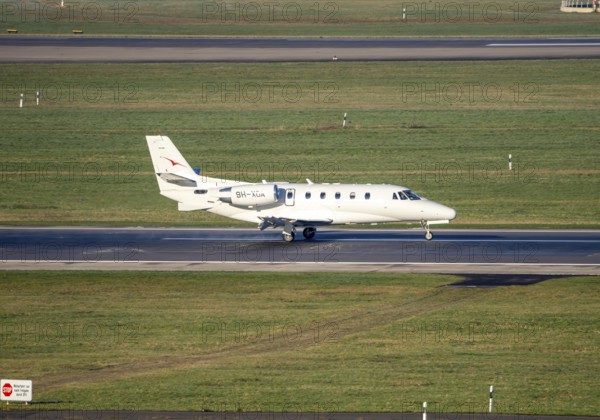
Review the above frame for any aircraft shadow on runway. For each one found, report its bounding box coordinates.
[446,274,573,287]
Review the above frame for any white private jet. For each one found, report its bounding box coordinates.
[146,135,457,241]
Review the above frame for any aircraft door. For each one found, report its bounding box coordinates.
[285,188,295,206]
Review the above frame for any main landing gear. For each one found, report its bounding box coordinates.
[303,227,316,240]
[281,226,317,242]
[421,220,433,241]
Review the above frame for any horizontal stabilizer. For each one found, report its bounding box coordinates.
[158,172,197,188]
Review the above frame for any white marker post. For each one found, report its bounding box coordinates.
[19,93,23,108]
[508,154,512,171]
[489,385,494,413]
[36,91,40,106]
[403,7,406,21]
[423,402,427,420]
[342,112,347,128]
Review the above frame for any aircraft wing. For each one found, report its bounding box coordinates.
[258,216,333,230]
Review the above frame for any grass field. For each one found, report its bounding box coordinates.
[0,60,598,227]
[0,271,598,414]
[1,0,599,36]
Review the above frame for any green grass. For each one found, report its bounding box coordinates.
[0,271,599,414]
[0,61,598,226]
[1,0,599,36]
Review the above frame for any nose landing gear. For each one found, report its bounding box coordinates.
[421,220,433,241]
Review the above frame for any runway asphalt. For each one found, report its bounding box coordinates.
[1,37,600,62]
[1,227,598,275]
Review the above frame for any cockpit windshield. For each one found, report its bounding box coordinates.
[394,190,422,200]
[402,190,421,200]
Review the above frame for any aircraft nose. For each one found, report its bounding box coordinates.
[427,202,457,221]
[443,205,457,221]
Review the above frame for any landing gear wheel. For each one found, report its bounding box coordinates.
[303,227,316,240]
[421,220,433,241]
[282,231,295,242]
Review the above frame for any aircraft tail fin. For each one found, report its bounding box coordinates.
[146,135,241,200]
[146,135,197,177]
[146,135,201,193]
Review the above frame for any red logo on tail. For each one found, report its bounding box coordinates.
[162,157,186,168]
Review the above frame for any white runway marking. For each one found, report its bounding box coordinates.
[162,237,600,244]
[487,43,600,47]
[2,260,599,266]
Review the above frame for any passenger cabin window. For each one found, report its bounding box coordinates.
[305,192,311,199]
[350,192,356,199]
[335,192,341,199]
[365,192,371,200]
[320,192,326,199]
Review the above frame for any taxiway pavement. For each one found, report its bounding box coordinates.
[1,37,600,62]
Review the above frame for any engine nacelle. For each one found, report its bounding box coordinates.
[219,184,279,208]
